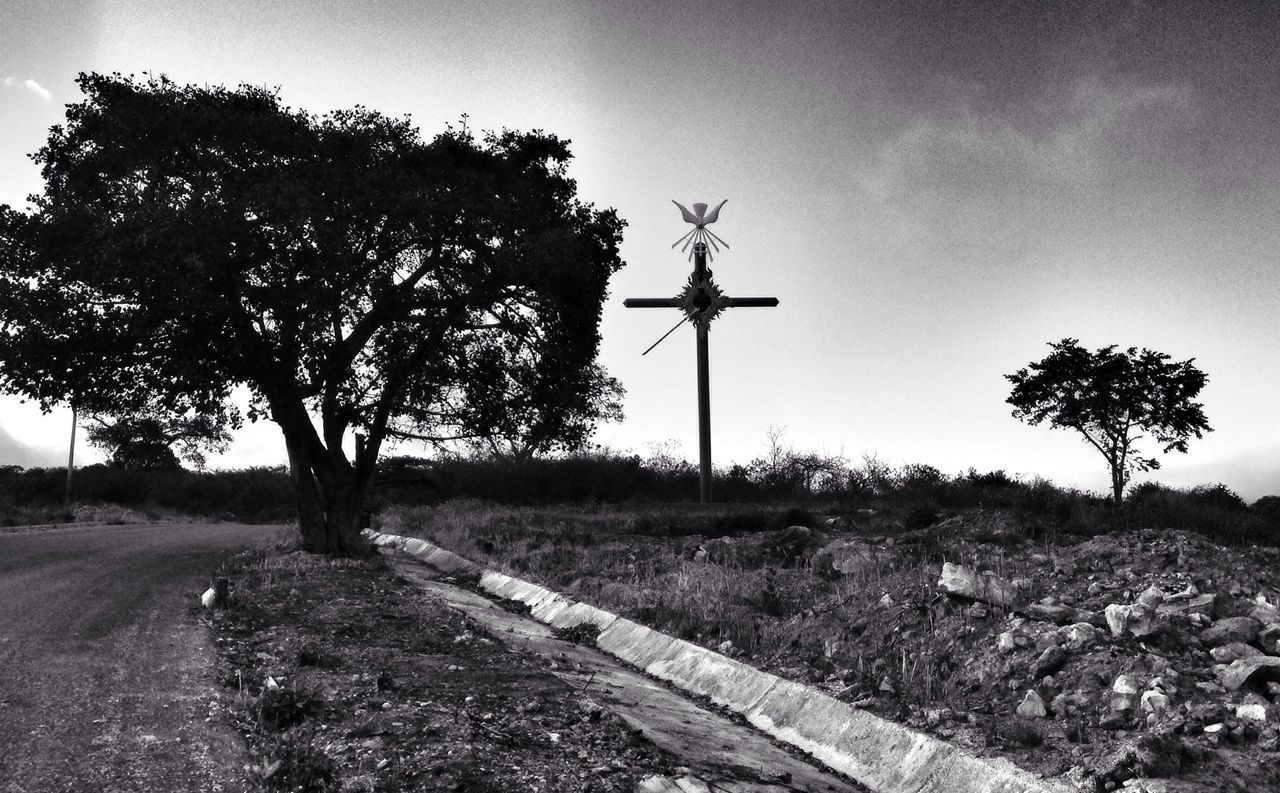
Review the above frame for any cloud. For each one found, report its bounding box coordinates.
[1,77,53,102]
[849,77,1196,244]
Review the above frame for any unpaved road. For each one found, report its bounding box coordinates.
[0,522,277,792]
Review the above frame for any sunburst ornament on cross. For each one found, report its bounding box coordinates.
[623,199,780,502]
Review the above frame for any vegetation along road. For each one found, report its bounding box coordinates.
[0,522,276,792]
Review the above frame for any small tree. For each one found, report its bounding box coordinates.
[86,410,233,470]
[1005,338,1212,505]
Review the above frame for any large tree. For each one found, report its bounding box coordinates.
[1005,338,1212,505]
[0,73,625,553]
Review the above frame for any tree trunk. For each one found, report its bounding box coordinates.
[277,410,368,556]
[1110,466,1126,507]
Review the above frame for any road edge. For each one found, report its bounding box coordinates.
[364,529,1074,793]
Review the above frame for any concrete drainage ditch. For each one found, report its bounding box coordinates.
[366,529,1072,793]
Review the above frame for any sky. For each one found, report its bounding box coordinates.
[1,1,1278,499]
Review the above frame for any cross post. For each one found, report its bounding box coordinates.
[625,237,778,503]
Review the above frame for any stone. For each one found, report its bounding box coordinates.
[1113,674,1141,695]
[878,593,894,607]
[1237,703,1268,723]
[1214,655,1280,691]
[1156,592,1216,619]
[1016,689,1047,718]
[200,577,229,609]
[1249,599,1279,626]
[1137,585,1165,607]
[996,631,1017,653]
[1258,623,1280,655]
[1030,646,1068,680]
[813,539,897,577]
[1210,642,1263,664]
[1140,690,1170,715]
[968,602,990,619]
[1061,622,1098,651]
[1199,616,1262,647]
[1105,603,1159,638]
[937,562,1018,608]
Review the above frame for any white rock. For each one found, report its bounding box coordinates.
[1104,603,1159,638]
[1140,689,1169,714]
[996,631,1017,653]
[1062,622,1097,651]
[1236,703,1267,723]
[200,587,217,608]
[1015,689,1047,719]
[1113,673,1141,695]
[938,562,1018,608]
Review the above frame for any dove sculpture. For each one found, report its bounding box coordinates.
[671,199,730,261]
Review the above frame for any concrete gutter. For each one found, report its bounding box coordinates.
[366,529,1072,793]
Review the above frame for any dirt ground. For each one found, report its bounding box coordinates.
[392,505,1280,793]
[207,544,697,792]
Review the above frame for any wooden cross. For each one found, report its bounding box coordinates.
[625,204,778,502]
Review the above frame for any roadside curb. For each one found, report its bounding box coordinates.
[366,529,1072,793]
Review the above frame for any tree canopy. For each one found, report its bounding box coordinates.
[0,72,626,552]
[1005,338,1212,505]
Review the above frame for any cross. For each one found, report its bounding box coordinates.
[624,201,778,502]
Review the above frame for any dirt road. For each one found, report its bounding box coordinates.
[0,522,277,792]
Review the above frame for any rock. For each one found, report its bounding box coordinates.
[1258,624,1280,655]
[1030,646,1068,680]
[1061,622,1098,651]
[1199,616,1262,647]
[1156,593,1216,619]
[200,577,229,609]
[1209,642,1263,663]
[878,593,894,607]
[1214,655,1280,691]
[996,631,1017,653]
[813,539,897,577]
[1113,674,1141,695]
[1016,689,1047,718]
[1237,703,1268,723]
[1105,603,1159,638]
[1249,599,1279,626]
[938,562,1018,608]
[1137,585,1165,607]
[1087,582,1105,596]
[1140,690,1170,715]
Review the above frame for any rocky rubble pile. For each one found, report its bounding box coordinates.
[693,516,1280,791]
[914,527,1280,791]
